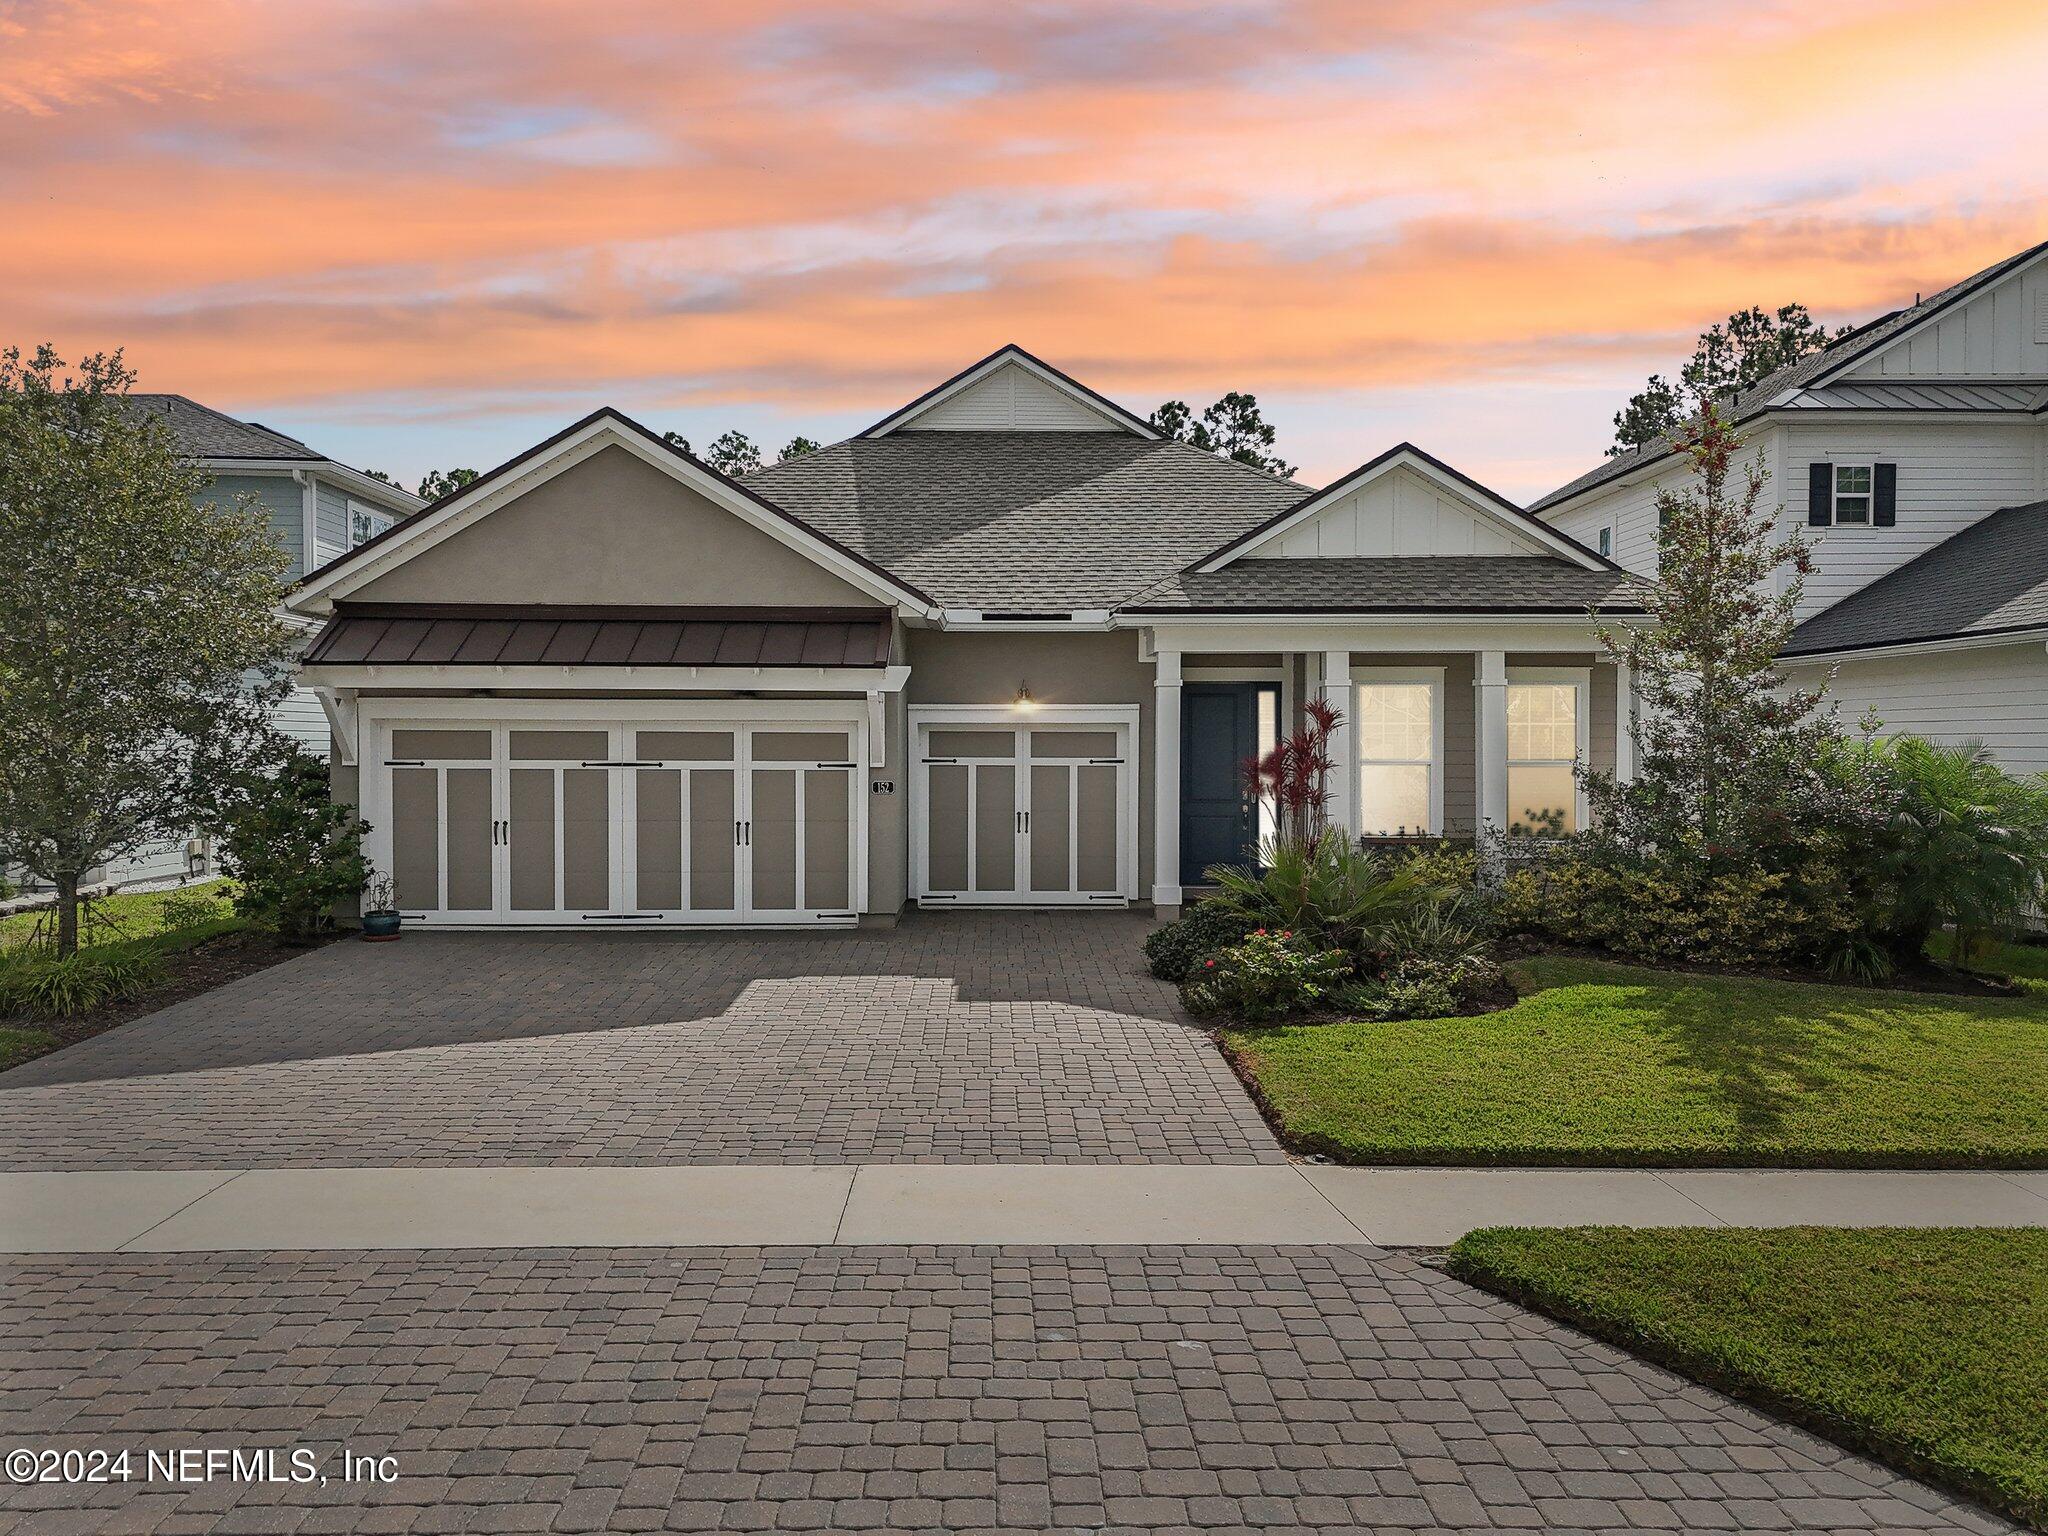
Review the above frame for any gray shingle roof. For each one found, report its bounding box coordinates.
[741,430,1305,610]
[127,394,321,460]
[1533,240,2048,512]
[1121,557,1646,613]
[1783,500,2048,657]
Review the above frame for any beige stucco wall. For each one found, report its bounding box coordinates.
[905,628,1157,894]
[351,445,875,608]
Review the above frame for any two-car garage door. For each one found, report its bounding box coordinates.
[369,710,862,926]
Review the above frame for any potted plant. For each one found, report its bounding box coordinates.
[361,874,402,941]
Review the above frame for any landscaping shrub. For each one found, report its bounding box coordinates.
[1861,737,2048,965]
[213,744,369,941]
[1204,831,1428,960]
[1494,855,1861,968]
[0,947,163,1018]
[1396,840,1481,893]
[1180,929,1350,1023]
[1143,900,1255,982]
[1335,953,1504,1022]
[157,888,227,930]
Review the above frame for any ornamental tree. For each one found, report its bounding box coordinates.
[0,345,294,953]
[1587,395,1852,868]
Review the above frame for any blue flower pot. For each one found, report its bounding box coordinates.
[361,911,402,941]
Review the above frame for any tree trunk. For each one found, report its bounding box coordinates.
[54,869,80,958]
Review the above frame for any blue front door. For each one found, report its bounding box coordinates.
[1180,682,1275,885]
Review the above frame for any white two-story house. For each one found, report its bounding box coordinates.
[1534,239,2048,775]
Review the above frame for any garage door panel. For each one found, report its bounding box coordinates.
[973,764,1016,892]
[749,768,799,912]
[391,768,441,911]
[635,768,683,911]
[508,768,556,912]
[689,768,737,911]
[804,769,852,911]
[444,768,495,912]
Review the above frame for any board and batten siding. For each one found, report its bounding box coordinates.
[1266,463,1546,558]
[908,361,1121,432]
[1791,642,2048,776]
[1783,418,2045,619]
[1843,261,2048,379]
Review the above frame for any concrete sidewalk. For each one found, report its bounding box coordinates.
[5,1163,2044,1252]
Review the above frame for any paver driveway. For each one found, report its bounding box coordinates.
[0,913,1281,1169]
[0,1246,2012,1536]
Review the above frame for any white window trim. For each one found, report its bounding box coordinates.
[1506,666,1591,833]
[1829,461,1876,528]
[346,497,395,548]
[1351,666,1445,837]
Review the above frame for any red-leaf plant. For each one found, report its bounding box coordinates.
[1242,696,1342,846]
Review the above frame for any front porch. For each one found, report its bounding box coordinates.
[1147,623,1633,907]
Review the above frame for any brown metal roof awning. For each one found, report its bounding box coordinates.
[303,605,893,669]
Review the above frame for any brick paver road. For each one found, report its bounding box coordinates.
[0,914,1280,1169]
[0,1245,2010,1536]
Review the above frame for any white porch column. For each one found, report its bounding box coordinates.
[1152,649,1182,909]
[1319,649,1353,837]
[1476,650,1509,837]
[1614,661,1636,783]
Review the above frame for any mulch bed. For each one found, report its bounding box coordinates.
[0,930,339,1073]
[1501,939,2020,997]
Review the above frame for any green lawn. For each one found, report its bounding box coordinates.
[1448,1227,2048,1530]
[1929,931,2048,994]
[1222,955,2048,1166]
[0,879,234,952]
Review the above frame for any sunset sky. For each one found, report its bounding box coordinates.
[3,0,2045,500]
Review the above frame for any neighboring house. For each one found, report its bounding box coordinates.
[10,397,425,892]
[1534,239,2048,775]
[288,345,1639,928]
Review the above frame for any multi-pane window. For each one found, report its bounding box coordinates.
[1832,464,1873,525]
[1355,680,1437,835]
[1507,681,1582,834]
[350,503,394,546]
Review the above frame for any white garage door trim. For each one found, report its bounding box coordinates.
[909,704,1139,906]
[359,696,870,928]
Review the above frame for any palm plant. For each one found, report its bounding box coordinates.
[1202,830,1428,957]
[1866,738,2048,964]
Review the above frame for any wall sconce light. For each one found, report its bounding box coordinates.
[1013,682,1038,713]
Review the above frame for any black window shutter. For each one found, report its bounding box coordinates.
[1807,462,1832,526]
[1874,462,1897,526]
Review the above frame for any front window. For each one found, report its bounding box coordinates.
[1832,464,1873,525]
[1507,678,1584,834]
[1597,526,1612,557]
[1354,678,1438,835]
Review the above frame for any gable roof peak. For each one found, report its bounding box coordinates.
[1193,441,1614,573]
[859,343,1160,440]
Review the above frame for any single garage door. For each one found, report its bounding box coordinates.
[371,714,863,926]
[911,710,1135,906]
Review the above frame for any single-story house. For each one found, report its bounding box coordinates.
[288,346,1640,927]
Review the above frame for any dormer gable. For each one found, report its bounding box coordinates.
[1828,241,2048,384]
[860,344,1159,438]
[1195,444,1608,572]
